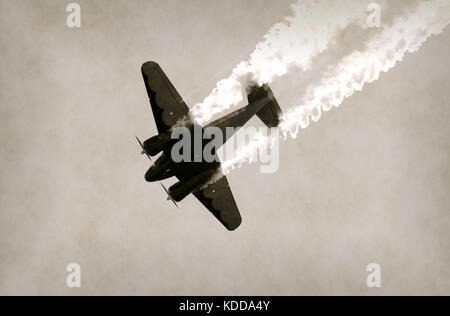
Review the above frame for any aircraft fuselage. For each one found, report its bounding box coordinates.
[144,97,270,202]
[138,61,283,230]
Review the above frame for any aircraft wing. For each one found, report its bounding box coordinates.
[141,61,190,134]
[193,176,242,231]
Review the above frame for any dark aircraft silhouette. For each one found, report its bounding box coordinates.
[137,61,282,231]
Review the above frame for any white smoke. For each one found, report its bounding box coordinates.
[190,0,368,125]
[221,0,450,174]
[281,0,450,136]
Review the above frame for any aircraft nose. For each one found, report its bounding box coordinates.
[145,167,157,182]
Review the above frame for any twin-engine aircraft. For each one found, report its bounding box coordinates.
[137,61,282,231]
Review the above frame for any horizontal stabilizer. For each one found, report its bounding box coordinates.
[247,84,282,128]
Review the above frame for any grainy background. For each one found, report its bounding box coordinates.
[0,0,449,295]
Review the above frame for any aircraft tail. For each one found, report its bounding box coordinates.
[247,84,282,128]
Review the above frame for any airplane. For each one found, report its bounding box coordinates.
[137,61,282,231]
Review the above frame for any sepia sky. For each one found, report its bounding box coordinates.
[0,0,449,295]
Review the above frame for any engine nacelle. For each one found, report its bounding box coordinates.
[143,133,171,156]
[168,169,216,202]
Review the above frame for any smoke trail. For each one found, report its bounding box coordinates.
[281,0,450,136]
[222,0,450,174]
[190,0,367,125]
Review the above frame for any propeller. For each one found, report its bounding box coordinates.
[136,136,178,208]
[160,183,179,208]
[135,136,152,162]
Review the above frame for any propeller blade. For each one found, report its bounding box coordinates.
[160,183,178,208]
[160,182,169,194]
[135,136,152,162]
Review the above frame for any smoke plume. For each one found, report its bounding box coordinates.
[191,0,367,125]
[221,0,450,174]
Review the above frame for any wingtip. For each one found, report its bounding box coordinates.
[225,217,242,232]
[141,61,160,75]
